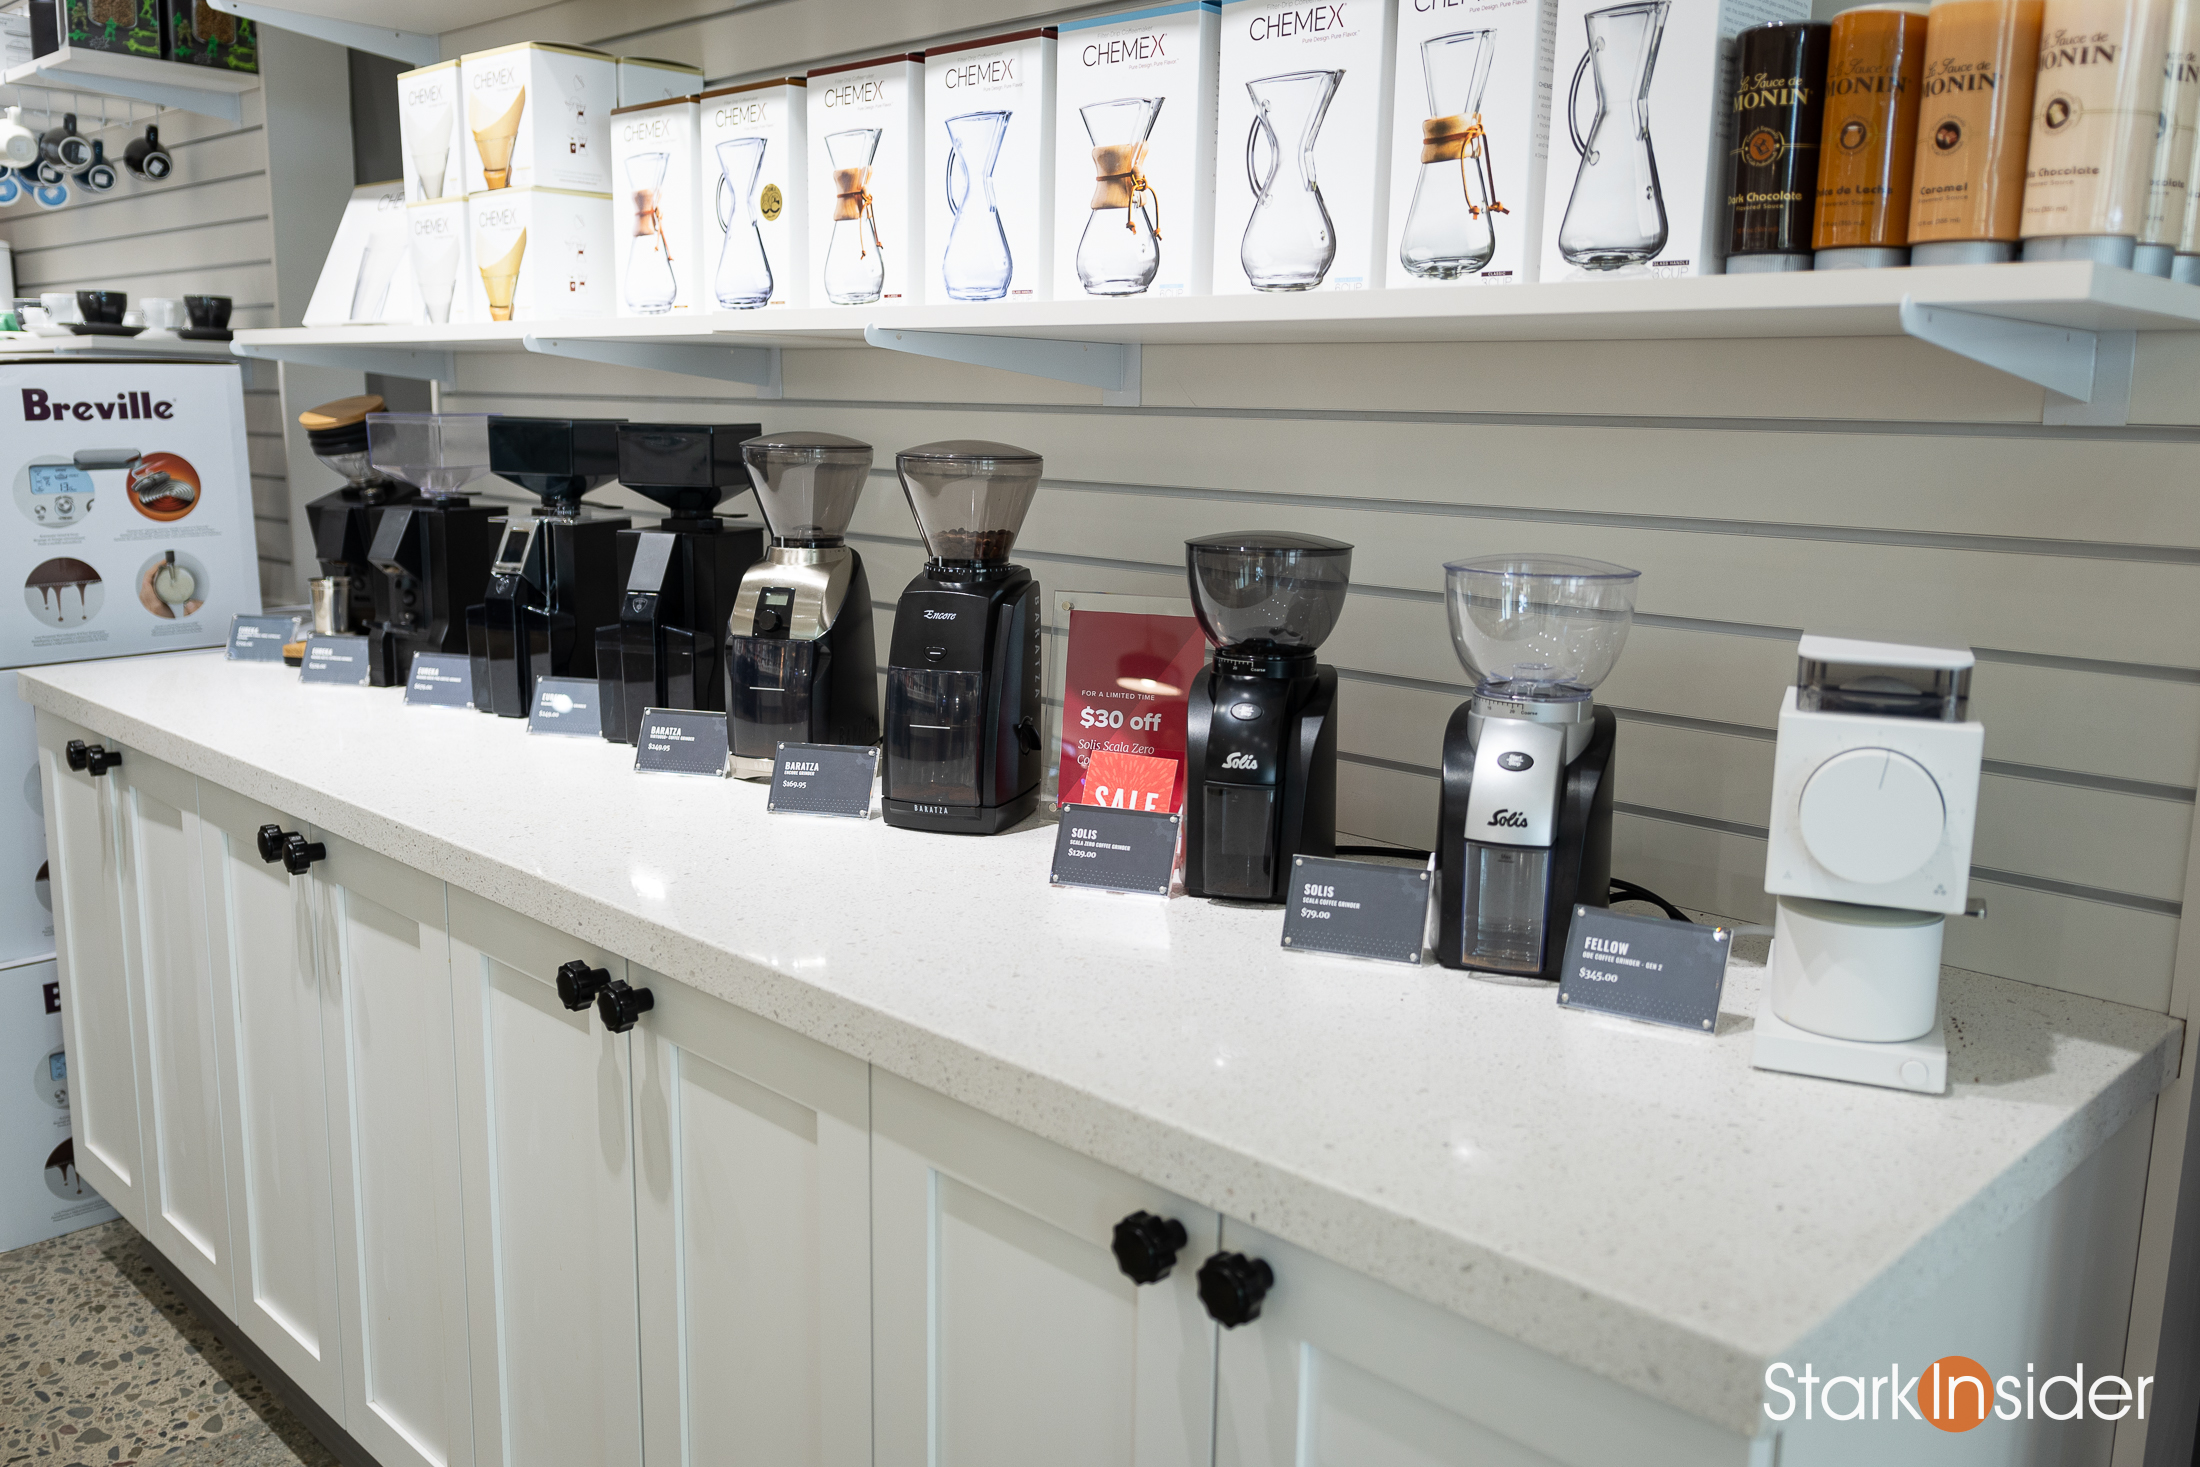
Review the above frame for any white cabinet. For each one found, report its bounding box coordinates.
[872,1069,1219,1467]
[631,968,872,1467]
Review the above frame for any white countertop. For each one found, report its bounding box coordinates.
[20,651,2182,1437]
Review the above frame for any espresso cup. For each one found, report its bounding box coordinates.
[75,290,125,325]
[141,297,181,331]
[183,294,232,329]
[39,291,78,324]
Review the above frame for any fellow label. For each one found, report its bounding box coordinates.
[1556,906,1731,1032]
[1050,807,1180,895]
[1280,855,1431,965]
[633,708,728,776]
[299,634,370,685]
[768,742,877,818]
[404,652,473,707]
[528,676,604,737]
[224,614,293,662]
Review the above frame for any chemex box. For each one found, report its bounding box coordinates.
[1213,0,1398,293]
[618,55,700,107]
[461,42,617,195]
[303,181,425,326]
[925,29,1056,303]
[1538,0,1805,279]
[807,53,925,305]
[700,78,809,309]
[1054,2,1221,299]
[165,0,253,70]
[465,187,614,321]
[408,198,474,324]
[397,59,466,203]
[1385,0,1558,286]
[612,96,702,316]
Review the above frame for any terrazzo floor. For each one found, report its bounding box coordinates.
[2,1219,336,1466]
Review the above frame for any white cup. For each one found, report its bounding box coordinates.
[140,297,180,330]
[0,107,35,169]
[39,291,78,323]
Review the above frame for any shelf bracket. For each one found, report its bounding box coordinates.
[522,335,782,399]
[229,340,456,384]
[863,325,1140,406]
[201,0,438,66]
[1897,296,2133,427]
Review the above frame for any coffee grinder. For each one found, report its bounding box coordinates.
[1437,556,1639,979]
[465,417,631,718]
[595,422,765,745]
[362,413,501,688]
[299,395,416,636]
[881,441,1045,835]
[726,432,880,779]
[1181,533,1352,902]
[1752,636,1984,1094]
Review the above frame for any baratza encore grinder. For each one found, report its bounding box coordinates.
[466,417,631,718]
[594,422,764,745]
[1437,556,1640,979]
[1182,532,1351,902]
[299,395,415,636]
[881,440,1044,835]
[726,432,881,779]
[361,413,501,688]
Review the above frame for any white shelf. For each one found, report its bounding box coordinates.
[5,46,258,122]
[1,331,242,361]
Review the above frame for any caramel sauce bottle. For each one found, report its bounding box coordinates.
[2019,0,2173,263]
[1727,21,1834,270]
[1816,1,1933,266]
[1908,0,2047,261]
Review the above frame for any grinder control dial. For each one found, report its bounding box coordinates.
[1798,747,1945,886]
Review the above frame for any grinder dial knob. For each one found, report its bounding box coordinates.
[1798,748,1945,887]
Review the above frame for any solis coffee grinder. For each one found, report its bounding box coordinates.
[300,395,416,636]
[361,413,501,688]
[465,417,632,718]
[595,422,765,745]
[1437,556,1640,979]
[881,440,1044,835]
[726,432,881,779]
[1182,533,1352,902]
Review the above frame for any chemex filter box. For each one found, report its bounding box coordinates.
[461,42,617,195]
[465,187,615,321]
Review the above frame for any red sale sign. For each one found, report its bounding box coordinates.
[1058,608,1207,814]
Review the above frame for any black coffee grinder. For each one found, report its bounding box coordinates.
[881,440,1044,835]
[726,432,881,779]
[362,413,500,688]
[1182,533,1351,902]
[299,395,416,636]
[465,417,632,718]
[595,422,765,745]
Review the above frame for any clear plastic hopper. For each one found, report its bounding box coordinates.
[741,432,874,546]
[366,412,492,499]
[895,439,1042,565]
[1445,555,1640,703]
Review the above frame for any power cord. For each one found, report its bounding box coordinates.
[1609,879,1692,922]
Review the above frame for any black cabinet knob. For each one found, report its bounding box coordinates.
[597,980,655,1033]
[87,745,122,776]
[256,824,286,863]
[1112,1211,1189,1285]
[64,739,88,771]
[279,832,326,875]
[556,960,610,1011]
[1197,1252,1274,1329]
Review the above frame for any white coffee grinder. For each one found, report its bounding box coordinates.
[1753,635,1984,1094]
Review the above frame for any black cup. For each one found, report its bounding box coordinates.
[183,295,231,329]
[75,290,125,325]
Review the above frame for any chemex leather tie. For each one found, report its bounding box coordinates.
[1422,113,1508,220]
[1091,142,1163,239]
[834,166,881,255]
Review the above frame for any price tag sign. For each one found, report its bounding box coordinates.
[633,708,728,777]
[225,614,294,662]
[1050,807,1180,895]
[1280,855,1431,965]
[299,635,370,686]
[1557,906,1730,1032]
[528,677,604,738]
[404,653,474,708]
[769,743,877,819]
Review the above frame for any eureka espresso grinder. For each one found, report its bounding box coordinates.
[726,432,881,779]
[1437,556,1638,978]
[1182,533,1351,902]
[595,422,765,745]
[1752,636,1983,1094]
[362,413,501,687]
[465,417,631,718]
[881,440,1044,835]
[300,395,416,636]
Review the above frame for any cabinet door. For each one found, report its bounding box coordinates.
[1211,1221,1754,1467]
[198,782,345,1417]
[873,1070,1218,1467]
[449,888,641,1467]
[631,971,870,1467]
[36,712,143,1228]
[314,826,473,1467]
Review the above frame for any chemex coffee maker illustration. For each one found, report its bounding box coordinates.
[726,433,880,780]
[1437,555,1638,978]
[361,412,501,687]
[881,441,1044,834]
[1182,532,1351,902]
[713,135,775,308]
[1400,30,1506,279]
[301,395,417,636]
[1241,70,1342,291]
[1079,97,1164,295]
[941,110,1014,300]
[1555,0,1671,271]
[824,127,886,304]
[595,422,765,745]
[1753,636,1984,1094]
[465,417,631,718]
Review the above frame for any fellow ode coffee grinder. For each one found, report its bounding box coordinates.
[595,422,764,745]
[882,440,1044,835]
[1437,556,1639,979]
[299,395,416,636]
[726,432,880,779]
[1182,533,1352,902]
[1752,636,1983,1094]
[362,413,500,687]
[465,417,631,718]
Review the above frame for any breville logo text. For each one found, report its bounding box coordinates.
[22,389,172,421]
